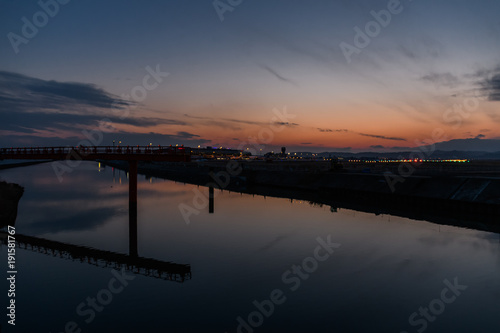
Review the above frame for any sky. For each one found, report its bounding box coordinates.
[1,0,499,153]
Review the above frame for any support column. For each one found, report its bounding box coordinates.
[209,186,214,214]
[129,160,138,257]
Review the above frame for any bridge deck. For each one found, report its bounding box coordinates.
[0,146,191,162]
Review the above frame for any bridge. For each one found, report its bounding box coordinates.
[0,146,193,282]
[0,231,191,282]
[0,145,191,162]
[1,145,191,257]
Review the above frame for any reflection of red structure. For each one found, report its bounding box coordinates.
[0,231,191,282]
[0,146,191,162]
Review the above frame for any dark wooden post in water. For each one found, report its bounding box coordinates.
[209,186,214,214]
[129,160,138,257]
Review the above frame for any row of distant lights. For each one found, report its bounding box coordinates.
[347,159,470,163]
[269,152,319,156]
[114,140,187,147]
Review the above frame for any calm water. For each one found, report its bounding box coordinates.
[1,162,499,333]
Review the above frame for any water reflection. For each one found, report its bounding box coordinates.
[0,162,499,333]
[0,231,190,282]
[0,162,191,284]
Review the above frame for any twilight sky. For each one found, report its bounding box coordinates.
[1,0,499,152]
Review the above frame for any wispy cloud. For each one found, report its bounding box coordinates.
[259,64,298,86]
[317,128,348,133]
[317,127,406,141]
[420,72,460,88]
[273,121,299,127]
[358,133,407,141]
[184,114,300,128]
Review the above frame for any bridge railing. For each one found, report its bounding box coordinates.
[0,145,190,156]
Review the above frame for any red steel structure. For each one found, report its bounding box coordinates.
[0,145,191,162]
[1,145,190,256]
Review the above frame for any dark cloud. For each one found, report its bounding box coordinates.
[358,133,407,141]
[370,145,384,149]
[102,131,209,147]
[0,71,195,146]
[483,73,500,101]
[223,118,266,126]
[465,65,500,101]
[0,110,185,134]
[317,128,348,133]
[475,134,486,139]
[176,131,200,139]
[301,142,313,145]
[0,130,210,148]
[273,121,299,127]
[464,65,500,80]
[0,70,129,113]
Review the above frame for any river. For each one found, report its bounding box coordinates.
[1,161,499,332]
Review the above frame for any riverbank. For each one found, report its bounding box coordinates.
[101,160,500,231]
[0,181,24,227]
[0,160,51,170]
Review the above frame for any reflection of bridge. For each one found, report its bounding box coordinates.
[0,232,191,282]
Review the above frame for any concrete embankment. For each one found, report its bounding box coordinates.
[244,170,500,225]
[101,160,500,223]
[101,160,500,205]
[245,170,500,206]
[0,181,24,227]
